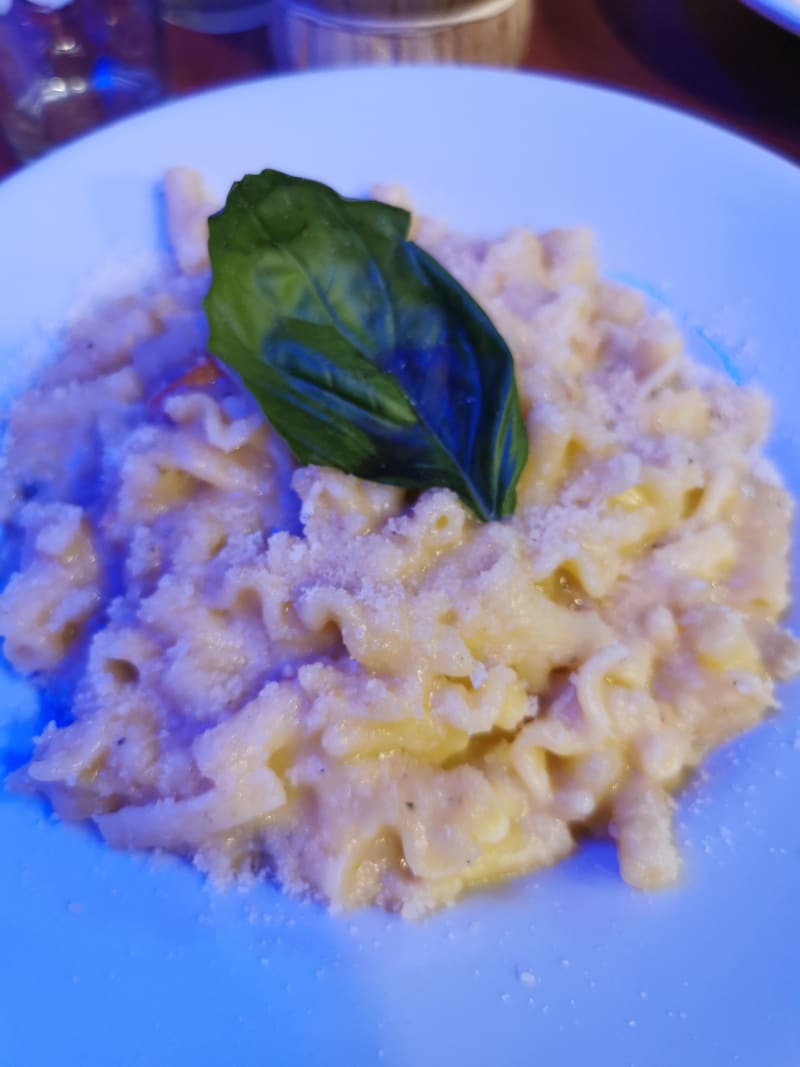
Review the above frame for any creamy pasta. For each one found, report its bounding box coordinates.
[1,169,797,917]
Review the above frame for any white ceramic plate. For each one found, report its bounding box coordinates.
[739,0,800,35]
[2,68,800,1067]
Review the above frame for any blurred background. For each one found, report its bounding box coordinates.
[0,0,799,177]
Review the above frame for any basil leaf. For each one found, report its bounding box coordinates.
[204,169,528,521]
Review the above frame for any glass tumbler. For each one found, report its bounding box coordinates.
[0,0,163,161]
[160,0,271,33]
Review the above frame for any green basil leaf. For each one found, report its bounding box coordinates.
[204,169,528,521]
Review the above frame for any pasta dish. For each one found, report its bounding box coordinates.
[1,168,796,916]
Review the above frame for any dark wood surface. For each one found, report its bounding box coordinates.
[1,0,799,178]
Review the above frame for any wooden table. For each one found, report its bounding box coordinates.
[1,0,799,178]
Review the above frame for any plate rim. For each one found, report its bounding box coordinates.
[739,0,800,35]
[1,64,798,205]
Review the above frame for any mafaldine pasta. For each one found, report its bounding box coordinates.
[1,169,797,916]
